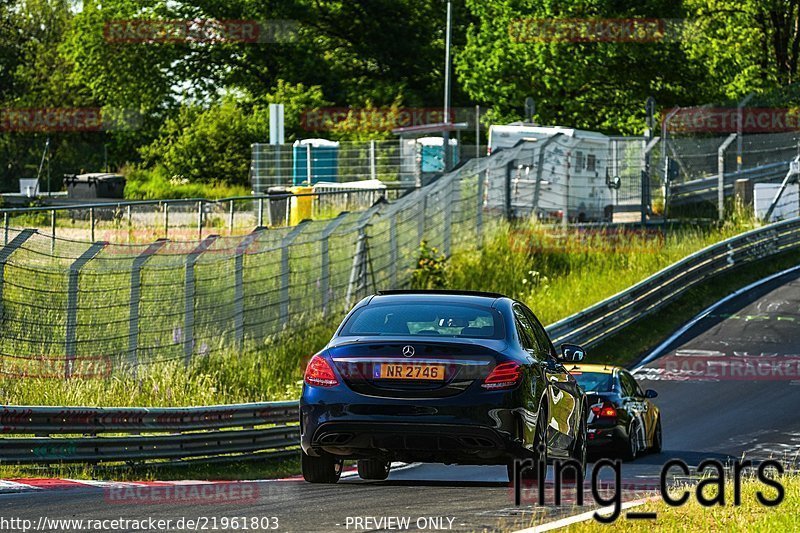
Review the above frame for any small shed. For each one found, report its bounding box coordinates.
[64,173,126,199]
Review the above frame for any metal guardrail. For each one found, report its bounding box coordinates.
[669,161,788,206]
[545,216,800,347]
[0,402,298,465]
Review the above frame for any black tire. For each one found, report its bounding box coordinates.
[357,459,391,480]
[621,422,639,462]
[302,449,343,484]
[566,411,588,480]
[649,417,663,454]
[507,405,548,483]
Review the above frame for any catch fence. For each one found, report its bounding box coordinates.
[0,144,517,378]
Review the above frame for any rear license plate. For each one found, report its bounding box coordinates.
[376,364,446,381]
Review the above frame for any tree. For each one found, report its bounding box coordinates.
[455,0,706,134]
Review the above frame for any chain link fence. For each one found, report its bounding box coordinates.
[0,144,515,378]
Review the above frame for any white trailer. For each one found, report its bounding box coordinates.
[486,123,614,222]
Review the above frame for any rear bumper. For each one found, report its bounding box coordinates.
[300,385,530,464]
[587,425,627,449]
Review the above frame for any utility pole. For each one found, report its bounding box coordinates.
[442,0,453,172]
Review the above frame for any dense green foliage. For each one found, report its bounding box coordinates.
[1,0,800,191]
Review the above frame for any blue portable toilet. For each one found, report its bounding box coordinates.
[417,136,459,173]
[292,139,340,185]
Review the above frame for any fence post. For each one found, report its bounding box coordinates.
[229,200,235,235]
[0,229,35,322]
[90,207,95,242]
[257,197,264,227]
[642,136,660,222]
[126,204,132,244]
[3,213,7,245]
[417,191,427,245]
[443,180,454,256]
[127,239,167,376]
[370,140,377,180]
[65,241,106,378]
[306,143,312,186]
[717,133,738,221]
[280,221,309,328]
[50,210,56,253]
[184,235,218,365]
[197,200,203,240]
[233,228,265,347]
[505,162,514,221]
[533,133,563,216]
[477,170,485,248]
[164,203,169,239]
[321,213,349,315]
[389,211,398,287]
[345,231,369,310]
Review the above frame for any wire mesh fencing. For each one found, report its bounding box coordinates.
[0,149,495,379]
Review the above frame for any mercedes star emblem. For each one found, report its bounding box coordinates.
[402,345,415,358]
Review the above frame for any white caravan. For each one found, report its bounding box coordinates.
[486,123,614,222]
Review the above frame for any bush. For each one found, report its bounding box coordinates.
[139,100,269,186]
[123,165,249,200]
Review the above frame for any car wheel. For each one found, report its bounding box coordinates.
[621,422,639,461]
[568,411,588,479]
[507,406,548,483]
[301,449,343,483]
[357,459,391,480]
[649,417,663,454]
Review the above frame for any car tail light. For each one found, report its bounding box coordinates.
[304,355,339,387]
[591,402,617,419]
[481,362,522,390]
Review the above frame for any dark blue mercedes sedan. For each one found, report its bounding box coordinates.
[299,290,588,483]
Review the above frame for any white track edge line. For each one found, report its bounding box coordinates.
[513,495,661,533]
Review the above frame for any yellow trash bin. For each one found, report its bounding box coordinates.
[290,186,314,226]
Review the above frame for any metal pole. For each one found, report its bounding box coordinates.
[3,213,7,245]
[50,210,56,252]
[475,105,481,159]
[127,204,132,244]
[197,200,203,240]
[90,207,95,242]
[65,241,106,378]
[184,235,218,365]
[718,133,738,220]
[257,197,264,227]
[737,94,754,172]
[128,239,167,376]
[164,203,169,239]
[306,143,312,186]
[370,140,377,180]
[442,0,453,171]
[229,199,235,235]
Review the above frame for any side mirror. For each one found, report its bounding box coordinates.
[645,389,658,399]
[559,343,585,362]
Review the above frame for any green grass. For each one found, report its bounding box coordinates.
[443,216,761,327]
[562,474,800,532]
[123,166,250,200]
[0,318,337,407]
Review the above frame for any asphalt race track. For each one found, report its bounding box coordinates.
[3,268,800,532]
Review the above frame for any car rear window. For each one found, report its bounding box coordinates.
[339,303,505,339]
[572,371,613,392]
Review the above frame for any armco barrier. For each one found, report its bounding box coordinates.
[1,218,798,465]
[0,402,298,465]
[545,216,800,346]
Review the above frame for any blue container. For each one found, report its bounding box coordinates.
[292,139,339,185]
[417,137,459,173]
